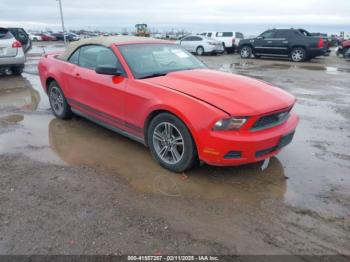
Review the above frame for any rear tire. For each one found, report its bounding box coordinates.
[196,46,204,56]
[240,46,252,58]
[290,47,306,62]
[11,65,24,75]
[48,81,72,120]
[147,113,197,173]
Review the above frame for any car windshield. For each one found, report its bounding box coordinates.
[118,44,207,79]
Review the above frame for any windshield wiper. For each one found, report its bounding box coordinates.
[138,73,168,79]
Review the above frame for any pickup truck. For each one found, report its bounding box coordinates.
[238,28,330,62]
[200,31,244,53]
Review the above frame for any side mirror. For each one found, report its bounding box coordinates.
[95,66,121,76]
[257,36,263,40]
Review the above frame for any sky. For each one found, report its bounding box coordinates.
[0,0,350,34]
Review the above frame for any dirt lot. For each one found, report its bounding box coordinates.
[0,42,349,256]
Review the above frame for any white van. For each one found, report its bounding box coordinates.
[200,31,244,53]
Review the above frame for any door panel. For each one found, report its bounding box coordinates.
[253,30,276,54]
[66,45,127,130]
[269,31,291,55]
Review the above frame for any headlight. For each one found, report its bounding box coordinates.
[213,117,247,131]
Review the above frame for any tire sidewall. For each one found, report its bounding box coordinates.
[147,113,197,172]
[48,81,72,119]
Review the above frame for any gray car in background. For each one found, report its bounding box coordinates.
[0,28,26,75]
[176,35,224,55]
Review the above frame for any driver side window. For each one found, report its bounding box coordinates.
[260,31,275,39]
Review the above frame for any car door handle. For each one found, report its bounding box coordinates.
[282,41,288,43]
[74,73,80,79]
[267,41,272,43]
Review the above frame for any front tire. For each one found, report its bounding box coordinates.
[290,47,306,62]
[240,45,252,58]
[48,81,72,120]
[147,113,197,173]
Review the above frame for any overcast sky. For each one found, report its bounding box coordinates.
[1,0,349,33]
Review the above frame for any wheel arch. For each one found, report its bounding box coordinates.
[239,43,253,51]
[290,45,307,55]
[196,45,204,52]
[45,76,57,93]
[143,107,198,150]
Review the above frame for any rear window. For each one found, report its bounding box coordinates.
[0,28,12,39]
[216,32,233,37]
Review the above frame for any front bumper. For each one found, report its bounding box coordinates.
[198,112,299,166]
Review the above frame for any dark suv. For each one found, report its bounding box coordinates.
[238,29,330,62]
[8,27,31,53]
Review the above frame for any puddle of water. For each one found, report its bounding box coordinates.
[48,117,287,201]
[225,62,350,76]
[0,74,50,111]
[0,114,24,124]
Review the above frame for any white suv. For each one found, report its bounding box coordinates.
[200,31,244,53]
[0,28,26,75]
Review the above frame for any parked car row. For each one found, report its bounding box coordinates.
[177,28,334,62]
[28,32,81,42]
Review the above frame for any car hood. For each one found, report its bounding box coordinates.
[143,69,295,116]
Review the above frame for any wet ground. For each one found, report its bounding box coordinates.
[0,42,349,256]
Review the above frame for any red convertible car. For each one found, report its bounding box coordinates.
[38,36,299,172]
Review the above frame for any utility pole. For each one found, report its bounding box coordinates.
[57,0,67,46]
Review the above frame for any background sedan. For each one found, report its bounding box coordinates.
[176,35,224,55]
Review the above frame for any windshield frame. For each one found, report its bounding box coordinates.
[117,43,207,79]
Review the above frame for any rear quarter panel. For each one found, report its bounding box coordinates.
[38,54,75,96]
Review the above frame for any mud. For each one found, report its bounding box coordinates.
[0,42,349,255]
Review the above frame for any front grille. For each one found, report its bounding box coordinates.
[251,110,290,131]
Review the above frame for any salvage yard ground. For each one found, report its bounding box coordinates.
[0,42,349,256]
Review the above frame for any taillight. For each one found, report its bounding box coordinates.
[317,38,324,48]
[12,40,22,48]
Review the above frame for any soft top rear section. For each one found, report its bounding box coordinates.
[58,36,170,61]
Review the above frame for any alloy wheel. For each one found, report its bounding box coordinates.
[152,122,185,165]
[240,46,251,58]
[49,86,64,115]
